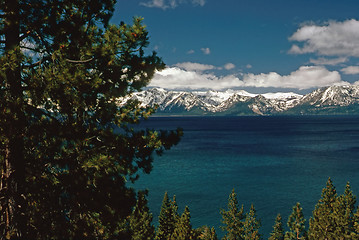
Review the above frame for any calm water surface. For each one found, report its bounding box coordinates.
[134,116,359,238]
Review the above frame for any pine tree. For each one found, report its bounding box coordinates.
[0,1,182,238]
[334,182,356,239]
[199,226,218,240]
[156,192,173,240]
[243,204,261,240]
[269,214,284,240]
[128,190,155,240]
[285,203,306,240]
[352,207,359,238]
[220,189,245,240]
[156,192,179,240]
[172,195,180,222]
[172,206,195,240]
[308,178,338,240]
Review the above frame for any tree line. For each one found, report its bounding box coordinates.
[136,178,359,240]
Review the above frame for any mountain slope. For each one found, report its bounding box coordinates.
[120,86,359,115]
[286,85,359,115]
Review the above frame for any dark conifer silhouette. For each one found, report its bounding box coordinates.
[0,1,181,238]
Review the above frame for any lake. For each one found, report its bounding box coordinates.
[134,116,359,238]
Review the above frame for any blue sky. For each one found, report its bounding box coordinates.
[113,0,359,93]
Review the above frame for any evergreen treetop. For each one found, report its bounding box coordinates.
[308,178,339,240]
[243,204,261,240]
[309,180,358,240]
[332,182,356,239]
[285,202,306,240]
[156,192,180,240]
[198,226,218,240]
[220,189,245,240]
[269,214,284,240]
[172,206,195,240]
[128,190,155,240]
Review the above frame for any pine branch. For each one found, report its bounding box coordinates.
[65,58,93,63]
[19,30,31,41]
[22,60,41,69]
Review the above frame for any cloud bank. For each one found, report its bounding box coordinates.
[174,62,216,72]
[243,66,345,89]
[289,19,359,57]
[140,0,205,10]
[341,66,359,75]
[148,65,347,91]
[309,57,348,66]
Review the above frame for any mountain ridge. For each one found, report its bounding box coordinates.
[120,85,359,116]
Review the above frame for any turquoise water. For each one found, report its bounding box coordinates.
[134,116,359,238]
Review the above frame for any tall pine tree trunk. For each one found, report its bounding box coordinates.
[0,0,27,238]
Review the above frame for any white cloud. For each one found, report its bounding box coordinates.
[140,0,177,9]
[201,47,211,55]
[310,57,348,66]
[174,62,216,72]
[289,19,359,57]
[148,67,239,90]
[192,0,206,6]
[341,66,359,75]
[140,0,206,9]
[246,64,252,69]
[187,49,195,54]
[243,66,345,89]
[149,66,347,90]
[224,63,235,70]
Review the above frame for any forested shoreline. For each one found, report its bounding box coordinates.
[136,178,359,240]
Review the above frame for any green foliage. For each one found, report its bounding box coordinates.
[308,179,358,240]
[0,0,181,239]
[308,178,338,239]
[172,206,196,240]
[285,203,306,240]
[243,204,261,240]
[153,179,359,240]
[335,182,356,239]
[269,214,284,240]
[198,226,218,240]
[353,207,359,238]
[155,192,180,240]
[220,189,245,240]
[328,182,357,240]
[128,190,155,240]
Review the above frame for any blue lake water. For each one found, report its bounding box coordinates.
[134,116,359,238]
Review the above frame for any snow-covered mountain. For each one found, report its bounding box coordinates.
[120,85,359,115]
[286,85,359,115]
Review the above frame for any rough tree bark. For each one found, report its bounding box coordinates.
[0,0,27,238]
